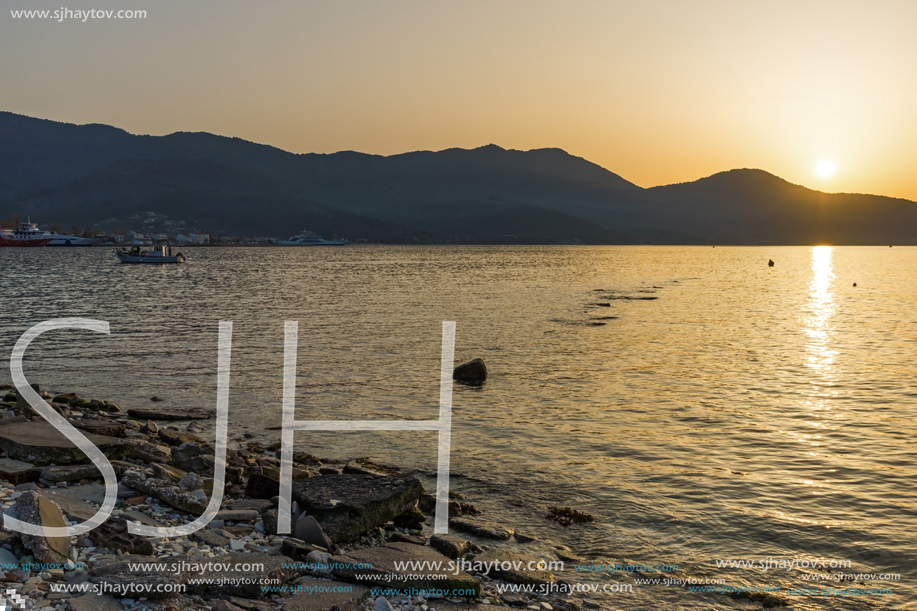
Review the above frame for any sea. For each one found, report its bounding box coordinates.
[1,245,914,610]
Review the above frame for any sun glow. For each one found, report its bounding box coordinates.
[815,160,835,178]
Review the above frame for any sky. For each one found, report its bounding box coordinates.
[3,0,917,200]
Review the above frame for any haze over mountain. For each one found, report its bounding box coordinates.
[2,111,915,244]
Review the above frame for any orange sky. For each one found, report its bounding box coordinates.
[3,0,917,200]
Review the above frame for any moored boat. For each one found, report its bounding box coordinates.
[116,245,186,264]
[0,219,52,247]
[278,230,348,245]
[46,233,103,247]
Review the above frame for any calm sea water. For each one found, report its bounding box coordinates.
[1,246,915,610]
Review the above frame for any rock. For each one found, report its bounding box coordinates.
[389,531,426,546]
[514,532,538,543]
[224,598,278,611]
[262,509,279,536]
[295,515,334,549]
[331,542,480,596]
[89,560,182,600]
[283,578,369,611]
[393,506,426,529]
[229,539,245,551]
[159,428,206,446]
[216,510,260,523]
[245,473,280,499]
[452,358,487,383]
[449,518,513,540]
[0,457,38,485]
[128,407,214,421]
[38,464,101,483]
[292,473,423,543]
[0,547,19,568]
[281,537,328,560]
[72,417,126,437]
[430,534,472,559]
[121,469,208,514]
[152,462,186,482]
[545,506,594,526]
[768,259,775,267]
[375,597,395,611]
[129,440,172,463]
[141,420,159,435]
[68,594,123,611]
[178,472,202,492]
[306,550,331,564]
[13,491,70,563]
[213,601,245,611]
[194,529,230,548]
[473,549,554,584]
[0,422,137,466]
[185,552,297,598]
[228,499,274,513]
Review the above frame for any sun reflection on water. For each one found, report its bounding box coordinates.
[805,246,837,376]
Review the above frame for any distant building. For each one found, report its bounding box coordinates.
[190,233,210,244]
[174,234,191,243]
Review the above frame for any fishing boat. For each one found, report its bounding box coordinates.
[278,230,348,245]
[116,245,186,264]
[0,219,52,247]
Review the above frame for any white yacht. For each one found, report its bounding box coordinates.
[46,232,103,247]
[278,230,348,245]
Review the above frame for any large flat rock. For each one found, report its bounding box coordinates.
[0,422,136,466]
[292,474,422,543]
[331,541,480,596]
[283,577,369,611]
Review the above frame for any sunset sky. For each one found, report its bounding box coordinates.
[3,0,917,200]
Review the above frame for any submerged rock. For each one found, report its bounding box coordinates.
[474,548,555,584]
[449,517,514,540]
[452,358,487,383]
[128,407,213,421]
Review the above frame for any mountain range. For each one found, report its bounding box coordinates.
[1,111,915,244]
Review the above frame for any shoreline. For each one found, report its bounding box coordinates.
[0,384,615,611]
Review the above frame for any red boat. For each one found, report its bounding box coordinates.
[0,219,53,247]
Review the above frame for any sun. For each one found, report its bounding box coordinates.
[815,160,835,178]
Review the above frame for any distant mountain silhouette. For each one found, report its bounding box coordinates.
[1,111,915,244]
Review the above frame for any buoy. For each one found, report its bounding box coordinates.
[853,283,857,287]
[768,259,775,267]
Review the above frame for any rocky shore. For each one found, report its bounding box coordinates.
[0,384,596,611]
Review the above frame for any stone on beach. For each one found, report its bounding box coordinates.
[13,490,71,563]
[39,464,101,483]
[452,358,487,383]
[283,578,369,611]
[330,541,480,595]
[184,552,298,598]
[292,473,423,543]
[430,534,473,559]
[0,457,38,484]
[121,469,209,514]
[0,422,137,466]
[294,514,335,549]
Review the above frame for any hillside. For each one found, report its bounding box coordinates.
[1,111,915,244]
